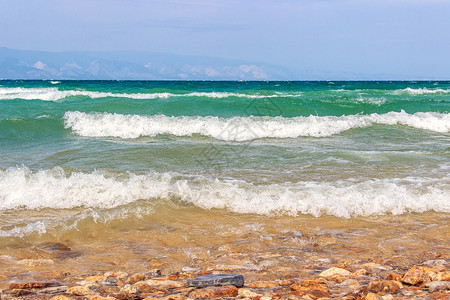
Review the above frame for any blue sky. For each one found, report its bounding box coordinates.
[1,0,450,78]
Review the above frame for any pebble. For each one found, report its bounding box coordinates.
[125,273,146,284]
[366,292,383,300]
[186,273,244,288]
[247,280,278,288]
[66,285,94,296]
[289,280,328,292]
[181,267,200,273]
[102,277,118,286]
[238,288,259,298]
[319,267,351,277]
[402,266,439,285]
[425,281,450,292]
[145,279,185,289]
[367,280,402,295]
[0,256,448,300]
[190,285,238,298]
[436,271,450,281]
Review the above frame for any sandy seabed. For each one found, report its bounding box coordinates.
[0,209,449,299]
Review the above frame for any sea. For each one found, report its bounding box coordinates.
[0,80,449,273]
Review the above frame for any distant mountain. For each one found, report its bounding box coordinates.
[0,47,425,80]
[0,47,299,80]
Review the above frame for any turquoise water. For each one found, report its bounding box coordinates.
[0,80,449,237]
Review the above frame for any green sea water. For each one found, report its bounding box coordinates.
[0,80,449,238]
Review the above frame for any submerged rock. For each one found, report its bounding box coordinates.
[402,266,439,285]
[319,267,351,277]
[425,281,450,292]
[190,285,238,298]
[186,274,244,288]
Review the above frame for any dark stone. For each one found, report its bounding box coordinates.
[102,277,118,286]
[186,274,244,288]
[36,242,82,259]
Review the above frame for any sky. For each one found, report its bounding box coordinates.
[1,0,450,78]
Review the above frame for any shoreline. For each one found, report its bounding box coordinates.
[1,250,449,299]
[1,212,449,299]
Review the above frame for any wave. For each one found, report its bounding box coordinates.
[398,87,450,95]
[0,167,448,219]
[64,111,450,140]
[0,87,301,101]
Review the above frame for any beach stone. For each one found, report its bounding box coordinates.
[290,280,328,292]
[353,269,368,276]
[436,271,450,281]
[160,294,184,300]
[145,279,185,289]
[85,275,107,282]
[238,288,259,298]
[429,291,450,299]
[112,292,141,300]
[319,267,351,277]
[39,285,69,294]
[88,296,118,300]
[126,273,146,284]
[133,281,154,293]
[363,263,391,271]
[50,296,71,300]
[186,273,244,288]
[67,285,94,296]
[190,285,238,298]
[279,279,296,286]
[103,277,118,286]
[104,271,129,280]
[37,242,81,259]
[422,259,448,268]
[385,273,402,281]
[9,282,57,289]
[366,292,383,300]
[247,280,278,288]
[367,280,402,295]
[96,285,121,295]
[425,281,450,292]
[181,267,200,273]
[290,289,330,299]
[166,274,178,281]
[402,266,439,285]
[10,289,35,296]
[120,284,139,294]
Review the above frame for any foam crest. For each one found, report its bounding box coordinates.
[0,87,172,101]
[0,87,299,101]
[0,167,448,219]
[177,176,449,218]
[0,166,173,210]
[64,111,450,140]
[400,87,450,95]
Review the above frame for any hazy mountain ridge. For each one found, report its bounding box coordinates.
[0,48,297,80]
[0,47,422,80]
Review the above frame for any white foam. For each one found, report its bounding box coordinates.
[0,87,299,101]
[0,166,172,210]
[0,167,448,219]
[400,87,450,95]
[64,110,450,140]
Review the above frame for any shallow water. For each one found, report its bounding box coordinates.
[0,80,449,279]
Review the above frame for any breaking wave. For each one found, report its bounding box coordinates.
[0,167,448,219]
[0,87,300,101]
[64,111,450,140]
